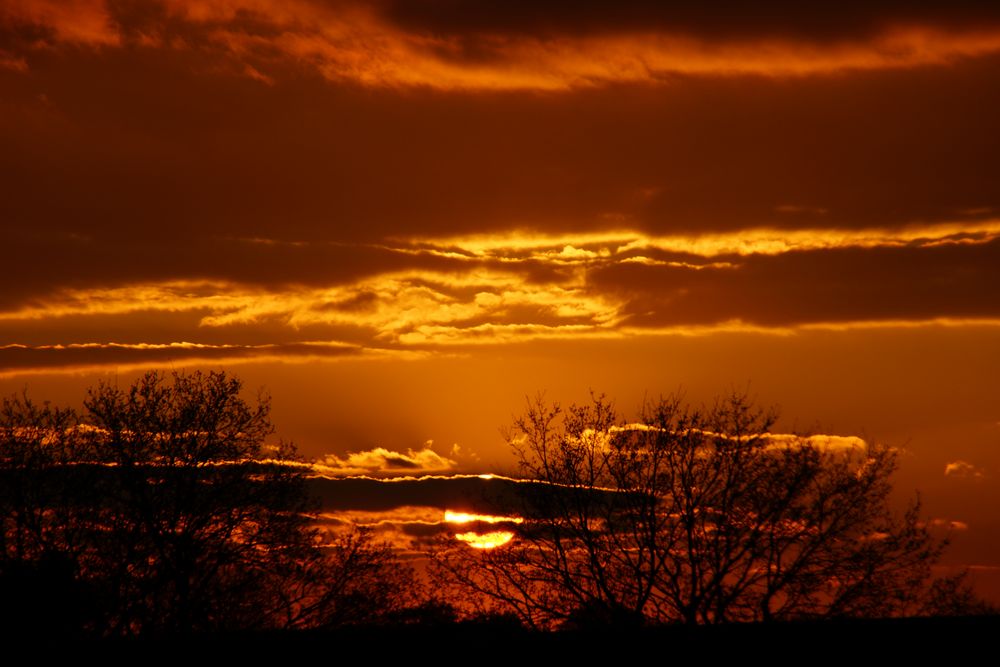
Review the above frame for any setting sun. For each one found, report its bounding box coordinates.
[454,531,516,550]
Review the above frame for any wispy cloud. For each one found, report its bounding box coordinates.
[405,220,1000,260]
[945,460,986,478]
[927,518,970,531]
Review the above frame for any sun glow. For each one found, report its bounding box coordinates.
[446,509,521,549]
[444,510,524,525]
[454,531,516,549]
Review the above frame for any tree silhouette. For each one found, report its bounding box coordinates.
[0,370,419,636]
[0,393,91,634]
[434,391,962,628]
[77,371,322,633]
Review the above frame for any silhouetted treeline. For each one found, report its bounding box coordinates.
[1,372,994,639]
[430,391,997,627]
[0,371,422,637]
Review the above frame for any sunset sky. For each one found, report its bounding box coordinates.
[2,1,999,595]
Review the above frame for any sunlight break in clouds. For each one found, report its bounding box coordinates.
[446,510,523,550]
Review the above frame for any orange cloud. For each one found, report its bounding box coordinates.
[2,219,1000,375]
[5,2,1000,89]
[0,50,27,72]
[0,340,426,379]
[927,518,970,531]
[2,0,119,47]
[945,460,986,478]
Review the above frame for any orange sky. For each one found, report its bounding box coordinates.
[2,0,1000,597]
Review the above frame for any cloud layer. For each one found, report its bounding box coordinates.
[4,2,1000,377]
[7,2,1000,90]
[3,227,1000,372]
[315,443,461,476]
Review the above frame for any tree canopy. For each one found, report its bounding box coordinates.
[434,391,967,628]
[0,370,417,636]
[1,376,987,635]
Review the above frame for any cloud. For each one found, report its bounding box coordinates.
[0,340,367,376]
[589,237,1000,329]
[316,443,459,476]
[765,433,869,452]
[1,0,120,48]
[307,474,521,512]
[3,7,1000,375]
[945,460,985,478]
[304,473,621,513]
[411,220,1000,259]
[376,2,1000,43]
[4,20,1000,251]
[314,505,459,553]
[0,50,27,72]
[600,425,872,454]
[5,1,1000,90]
[927,518,970,531]
[4,226,1000,374]
[319,506,445,526]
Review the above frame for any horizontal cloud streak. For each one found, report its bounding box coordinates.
[5,1,1000,91]
[3,227,1000,373]
[407,220,1000,259]
[3,4,999,375]
[316,444,460,476]
[0,341,430,377]
[377,2,1000,41]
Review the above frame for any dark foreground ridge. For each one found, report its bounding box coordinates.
[20,616,1000,661]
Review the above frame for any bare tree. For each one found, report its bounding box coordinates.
[0,370,420,636]
[0,394,95,634]
[434,391,955,628]
[72,371,317,633]
[0,393,85,569]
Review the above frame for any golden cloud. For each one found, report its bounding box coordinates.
[0,268,622,347]
[315,443,459,476]
[406,219,1000,260]
[3,219,1000,375]
[764,433,870,452]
